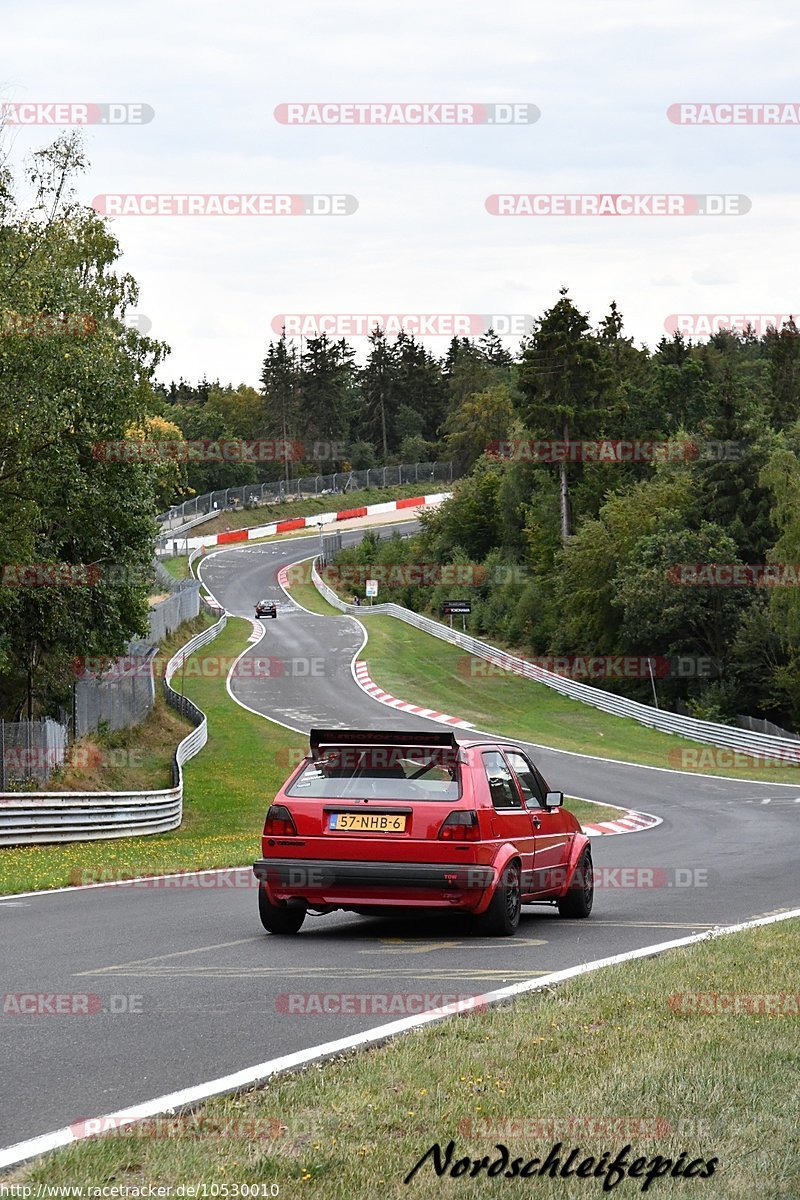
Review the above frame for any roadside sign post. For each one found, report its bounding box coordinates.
[442,600,471,632]
[365,579,378,606]
[647,657,659,709]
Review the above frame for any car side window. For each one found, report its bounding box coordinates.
[481,751,522,810]
[505,751,546,807]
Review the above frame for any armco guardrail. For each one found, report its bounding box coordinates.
[312,562,800,764]
[166,491,451,558]
[158,461,456,531]
[0,615,226,846]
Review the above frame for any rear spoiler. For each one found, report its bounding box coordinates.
[310,728,458,751]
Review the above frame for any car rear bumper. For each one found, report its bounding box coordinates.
[253,857,495,893]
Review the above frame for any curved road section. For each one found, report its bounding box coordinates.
[1,523,798,1154]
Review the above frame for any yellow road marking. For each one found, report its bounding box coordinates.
[368,937,547,954]
[74,937,264,976]
[76,967,552,980]
[581,921,718,929]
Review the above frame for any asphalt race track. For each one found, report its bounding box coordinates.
[2,521,798,1153]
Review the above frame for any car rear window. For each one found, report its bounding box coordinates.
[287,745,461,801]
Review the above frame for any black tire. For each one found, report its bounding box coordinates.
[557,847,594,918]
[258,885,306,934]
[476,861,521,937]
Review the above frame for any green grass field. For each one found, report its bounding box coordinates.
[161,556,191,581]
[11,917,799,1197]
[284,569,342,615]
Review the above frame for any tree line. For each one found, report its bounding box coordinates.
[154,327,513,498]
[331,290,800,730]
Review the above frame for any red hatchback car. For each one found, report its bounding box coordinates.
[253,729,593,937]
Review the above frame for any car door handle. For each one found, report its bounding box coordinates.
[531,816,541,829]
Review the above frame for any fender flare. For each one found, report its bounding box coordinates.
[474,845,522,914]
[559,832,592,897]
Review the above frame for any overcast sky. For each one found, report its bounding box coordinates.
[3,0,799,384]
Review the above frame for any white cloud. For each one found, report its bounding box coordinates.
[2,0,798,379]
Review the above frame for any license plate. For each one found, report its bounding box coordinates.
[328,812,406,833]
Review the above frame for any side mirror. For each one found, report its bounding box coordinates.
[545,791,564,808]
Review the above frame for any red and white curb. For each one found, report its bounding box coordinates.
[182,492,451,553]
[353,661,473,729]
[581,809,662,837]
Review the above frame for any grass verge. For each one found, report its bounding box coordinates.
[0,617,304,896]
[10,918,799,1197]
[284,572,342,616]
[565,798,626,825]
[161,555,191,581]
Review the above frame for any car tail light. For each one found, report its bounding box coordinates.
[439,810,480,841]
[263,804,297,837]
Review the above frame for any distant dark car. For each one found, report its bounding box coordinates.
[255,600,277,619]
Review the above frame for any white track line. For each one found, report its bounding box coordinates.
[2,907,798,1171]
